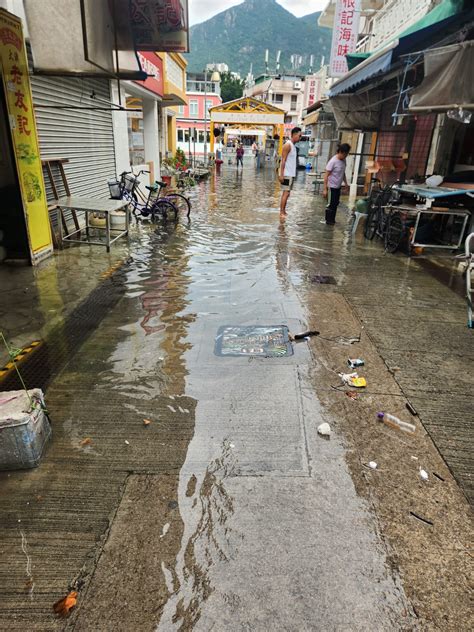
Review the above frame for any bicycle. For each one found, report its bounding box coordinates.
[125,166,192,219]
[364,179,399,246]
[108,170,178,222]
[149,180,191,218]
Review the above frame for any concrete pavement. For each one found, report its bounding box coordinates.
[0,164,472,630]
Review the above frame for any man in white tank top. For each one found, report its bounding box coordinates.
[279,127,302,217]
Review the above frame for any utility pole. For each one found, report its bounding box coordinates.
[203,67,221,165]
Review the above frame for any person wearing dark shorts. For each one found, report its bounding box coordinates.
[322,143,350,225]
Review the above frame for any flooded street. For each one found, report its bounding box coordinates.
[0,164,472,631]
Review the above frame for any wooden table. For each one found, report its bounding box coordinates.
[54,197,129,253]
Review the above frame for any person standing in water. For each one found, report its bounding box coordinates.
[279,127,302,218]
[236,143,245,168]
[322,143,351,225]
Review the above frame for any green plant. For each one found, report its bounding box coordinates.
[162,149,188,172]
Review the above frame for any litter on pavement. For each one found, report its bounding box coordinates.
[339,372,367,388]
[419,468,429,482]
[406,402,418,416]
[53,591,78,617]
[348,358,364,368]
[317,422,331,437]
[377,412,416,434]
[292,330,320,341]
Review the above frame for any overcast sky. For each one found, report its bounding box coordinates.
[189,0,327,26]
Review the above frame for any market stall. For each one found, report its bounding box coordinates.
[382,184,473,254]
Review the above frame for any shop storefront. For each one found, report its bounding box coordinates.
[0,9,52,263]
[113,51,165,185]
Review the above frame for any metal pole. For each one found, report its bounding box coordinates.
[204,68,208,164]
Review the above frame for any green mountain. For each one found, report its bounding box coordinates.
[187,0,332,77]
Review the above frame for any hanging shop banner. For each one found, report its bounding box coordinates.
[130,0,189,53]
[135,51,164,96]
[329,0,361,78]
[0,10,53,260]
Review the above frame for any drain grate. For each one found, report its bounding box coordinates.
[0,265,128,393]
[311,275,337,285]
[215,325,293,358]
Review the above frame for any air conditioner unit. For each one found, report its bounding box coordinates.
[294,81,301,89]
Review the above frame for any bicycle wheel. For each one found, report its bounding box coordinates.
[384,213,404,253]
[165,193,191,218]
[151,199,178,222]
[364,205,378,239]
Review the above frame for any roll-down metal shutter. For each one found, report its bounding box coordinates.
[30,75,116,218]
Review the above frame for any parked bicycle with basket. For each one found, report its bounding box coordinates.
[108,168,191,222]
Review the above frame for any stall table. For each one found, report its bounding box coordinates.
[386,204,470,250]
[389,184,473,251]
[55,197,129,253]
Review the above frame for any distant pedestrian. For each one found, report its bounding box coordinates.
[279,127,302,217]
[236,144,245,168]
[322,143,351,225]
[252,141,258,156]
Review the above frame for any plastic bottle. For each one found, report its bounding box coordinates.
[377,412,416,434]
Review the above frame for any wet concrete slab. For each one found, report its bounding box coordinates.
[0,165,472,630]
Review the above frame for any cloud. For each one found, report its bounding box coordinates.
[279,0,326,17]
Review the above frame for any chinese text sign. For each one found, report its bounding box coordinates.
[0,10,52,257]
[329,0,361,78]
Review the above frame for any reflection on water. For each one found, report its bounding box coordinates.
[64,163,464,629]
[158,441,236,630]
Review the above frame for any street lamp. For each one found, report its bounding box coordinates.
[204,68,221,163]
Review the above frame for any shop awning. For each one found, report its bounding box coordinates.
[329,46,396,97]
[303,110,320,126]
[330,91,382,131]
[24,0,145,79]
[329,0,466,97]
[409,41,474,111]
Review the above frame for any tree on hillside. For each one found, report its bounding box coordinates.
[220,72,245,103]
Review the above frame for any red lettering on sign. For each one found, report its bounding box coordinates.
[17,115,31,135]
[14,90,28,112]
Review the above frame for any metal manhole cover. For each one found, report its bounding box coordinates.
[311,275,337,285]
[215,326,293,357]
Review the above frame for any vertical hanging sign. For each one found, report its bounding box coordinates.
[329,0,361,78]
[0,10,52,261]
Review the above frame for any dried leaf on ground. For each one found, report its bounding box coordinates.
[346,391,359,400]
[53,591,78,617]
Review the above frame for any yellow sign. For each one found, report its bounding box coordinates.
[0,9,52,259]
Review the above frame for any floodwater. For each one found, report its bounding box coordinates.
[63,162,413,630]
[1,158,471,630]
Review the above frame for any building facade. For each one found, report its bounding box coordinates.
[244,74,305,130]
[318,0,473,195]
[175,72,222,157]
[113,52,187,186]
